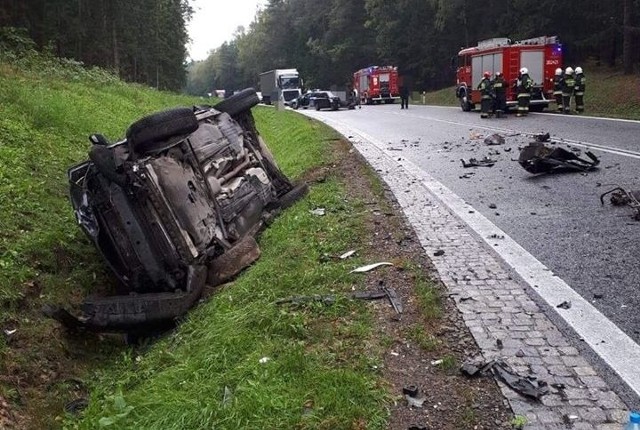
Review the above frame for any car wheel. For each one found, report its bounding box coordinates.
[278,182,309,209]
[459,91,472,112]
[315,104,321,111]
[126,107,198,156]
[214,88,260,117]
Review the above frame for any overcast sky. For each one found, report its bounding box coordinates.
[187,0,267,62]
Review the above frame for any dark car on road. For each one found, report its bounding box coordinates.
[292,91,341,111]
[45,88,308,333]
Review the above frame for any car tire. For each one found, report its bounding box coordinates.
[459,90,473,112]
[278,182,309,209]
[315,104,320,111]
[214,88,260,117]
[126,107,199,156]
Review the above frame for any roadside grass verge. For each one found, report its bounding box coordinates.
[68,108,392,429]
[417,64,640,120]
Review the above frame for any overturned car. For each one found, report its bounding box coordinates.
[45,88,307,332]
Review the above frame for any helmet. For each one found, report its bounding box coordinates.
[555,68,563,76]
[495,71,502,77]
[565,67,574,75]
[575,66,583,74]
[520,67,528,75]
[483,71,491,78]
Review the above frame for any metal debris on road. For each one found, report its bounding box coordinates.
[461,157,496,168]
[556,301,572,309]
[484,133,505,145]
[518,141,599,174]
[534,132,551,142]
[461,358,549,400]
[600,186,640,220]
[433,249,445,256]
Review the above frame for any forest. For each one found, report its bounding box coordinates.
[0,0,192,91]
[187,0,640,96]
[0,0,638,95]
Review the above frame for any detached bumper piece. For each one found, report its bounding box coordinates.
[518,141,599,174]
[43,266,206,332]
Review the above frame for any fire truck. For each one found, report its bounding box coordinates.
[353,66,400,105]
[455,36,562,112]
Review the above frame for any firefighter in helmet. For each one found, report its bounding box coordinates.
[516,67,533,117]
[553,68,564,112]
[478,71,493,118]
[574,66,585,113]
[562,67,576,114]
[491,71,507,117]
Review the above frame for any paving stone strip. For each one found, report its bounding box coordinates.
[342,132,630,430]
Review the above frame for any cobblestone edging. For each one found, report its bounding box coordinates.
[342,131,629,430]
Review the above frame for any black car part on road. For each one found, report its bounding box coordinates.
[46,88,308,332]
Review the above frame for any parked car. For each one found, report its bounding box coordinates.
[44,88,308,333]
[292,91,341,111]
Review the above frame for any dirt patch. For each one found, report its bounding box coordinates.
[331,139,513,429]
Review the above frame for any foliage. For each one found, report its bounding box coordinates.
[0,0,192,91]
[186,0,640,95]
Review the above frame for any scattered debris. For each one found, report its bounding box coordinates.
[433,249,445,256]
[556,301,572,310]
[600,186,640,220]
[504,147,512,152]
[518,141,599,174]
[402,385,427,408]
[350,262,393,273]
[534,132,551,142]
[309,208,326,216]
[496,339,503,349]
[461,157,496,168]
[461,358,549,400]
[459,173,475,179]
[3,329,16,337]
[64,398,89,415]
[259,357,270,364]
[339,250,356,259]
[276,286,404,314]
[484,134,505,145]
[488,233,504,239]
[593,293,604,299]
[488,203,497,209]
[222,386,233,408]
[431,359,443,366]
[402,385,419,397]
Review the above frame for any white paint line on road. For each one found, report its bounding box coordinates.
[310,113,640,398]
[390,110,640,160]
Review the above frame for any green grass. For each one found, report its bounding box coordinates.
[417,62,640,120]
[0,50,394,429]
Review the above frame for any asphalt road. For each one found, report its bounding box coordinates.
[299,104,640,345]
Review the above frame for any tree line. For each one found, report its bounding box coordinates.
[1,1,638,95]
[186,0,640,97]
[0,0,192,91]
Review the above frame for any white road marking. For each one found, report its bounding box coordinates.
[310,112,640,398]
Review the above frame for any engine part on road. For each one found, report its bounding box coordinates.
[600,186,640,220]
[518,141,599,174]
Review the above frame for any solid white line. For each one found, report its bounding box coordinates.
[311,112,640,398]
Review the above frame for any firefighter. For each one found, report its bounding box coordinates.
[515,67,533,117]
[478,71,493,118]
[574,66,585,113]
[492,71,507,117]
[400,84,409,109]
[562,67,576,114]
[553,67,564,112]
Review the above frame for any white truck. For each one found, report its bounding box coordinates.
[259,69,303,106]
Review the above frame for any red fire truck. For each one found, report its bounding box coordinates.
[353,66,400,105]
[455,36,563,112]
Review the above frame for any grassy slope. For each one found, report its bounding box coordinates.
[0,56,392,429]
[415,66,640,120]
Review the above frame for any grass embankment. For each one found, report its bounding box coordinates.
[414,65,640,120]
[1,52,448,429]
